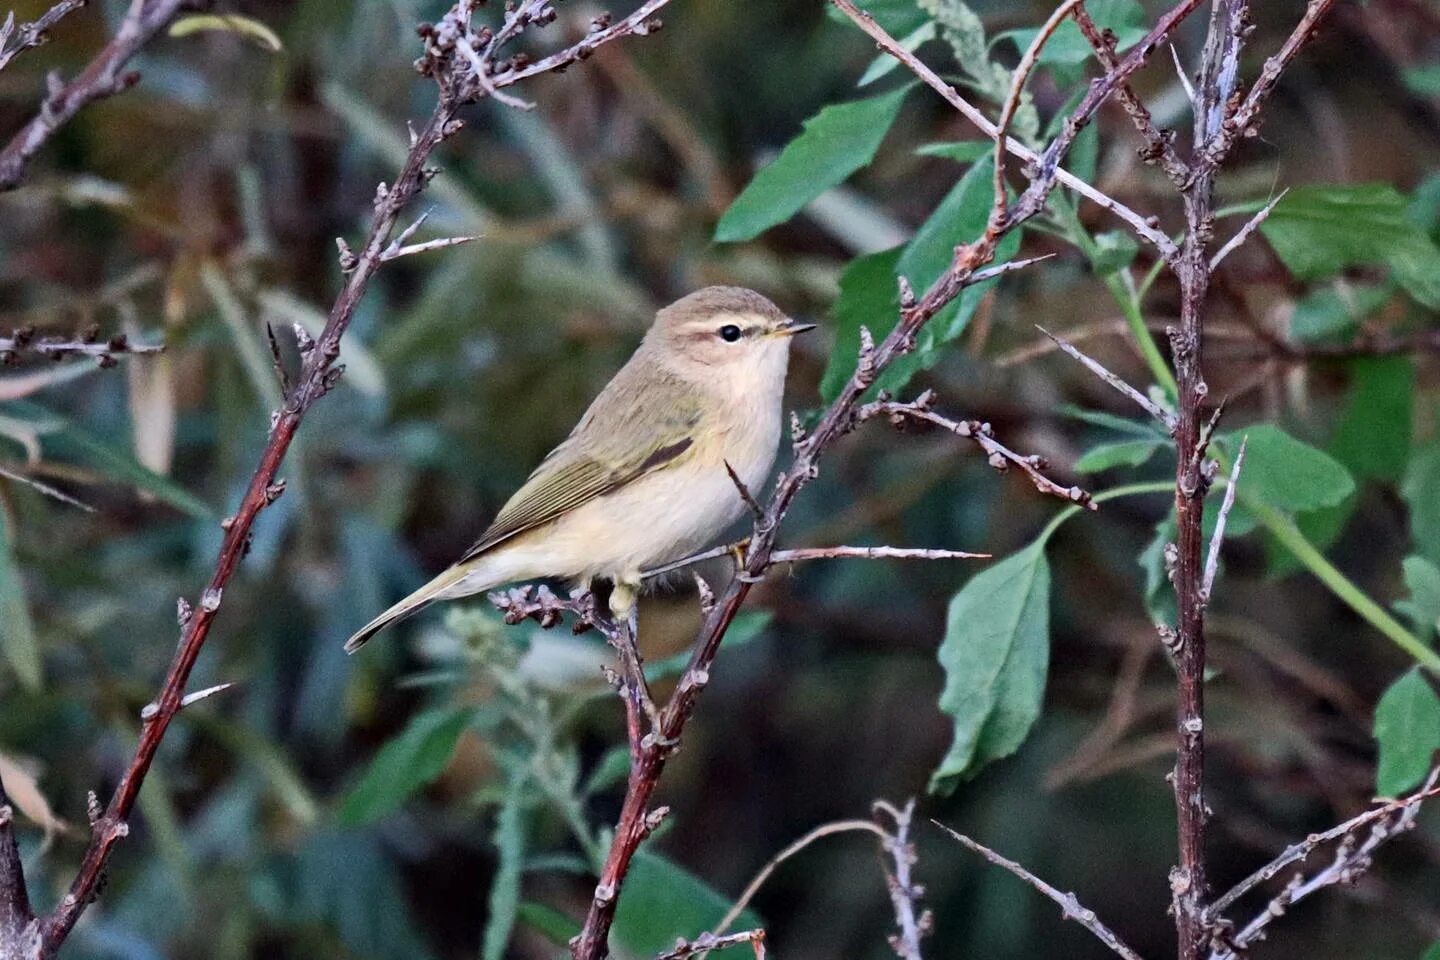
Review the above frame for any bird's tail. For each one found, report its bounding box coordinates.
[344,564,475,654]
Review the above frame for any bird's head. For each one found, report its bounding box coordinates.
[645,286,813,386]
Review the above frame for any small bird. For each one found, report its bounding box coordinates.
[345,286,812,652]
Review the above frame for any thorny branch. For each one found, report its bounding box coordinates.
[0,1,678,956]
[934,820,1145,960]
[0,0,86,74]
[565,1,1211,956]
[1207,767,1440,959]
[0,0,204,192]
[874,801,930,960]
[0,327,161,367]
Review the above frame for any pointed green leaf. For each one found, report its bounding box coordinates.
[915,141,993,163]
[1289,283,1389,343]
[1403,440,1440,568]
[1074,439,1162,474]
[0,510,38,690]
[715,86,910,242]
[1374,667,1440,796]
[338,707,471,825]
[1260,183,1440,308]
[859,22,936,86]
[931,543,1050,794]
[1396,556,1440,641]
[516,902,582,946]
[482,776,528,960]
[819,246,903,402]
[996,0,1146,66]
[1330,357,1413,483]
[170,13,282,52]
[1222,424,1355,516]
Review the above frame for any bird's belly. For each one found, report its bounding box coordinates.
[535,455,768,583]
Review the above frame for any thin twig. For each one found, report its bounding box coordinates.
[1073,2,1190,187]
[1197,0,1338,175]
[933,820,1146,960]
[875,800,930,960]
[642,544,989,580]
[0,0,203,192]
[1208,767,1440,959]
[1201,435,1246,601]
[0,464,95,512]
[0,777,33,953]
[1036,326,1177,432]
[713,820,886,937]
[655,929,765,960]
[858,393,1094,507]
[0,0,87,74]
[1209,190,1286,271]
[830,0,1186,262]
[0,330,162,364]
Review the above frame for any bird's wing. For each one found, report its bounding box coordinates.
[459,390,700,563]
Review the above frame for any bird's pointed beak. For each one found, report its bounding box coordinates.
[771,319,817,338]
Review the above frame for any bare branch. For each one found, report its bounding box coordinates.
[829,0,1186,261]
[1198,0,1338,174]
[0,0,87,74]
[1036,326,1177,432]
[1201,435,1246,601]
[933,820,1146,960]
[859,392,1094,508]
[0,0,200,192]
[1207,768,1440,960]
[1209,190,1286,271]
[655,929,765,960]
[1073,3,1189,187]
[0,775,33,956]
[642,543,989,580]
[0,328,162,365]
[379,234,481,261]
[875,800,930,960]
[0,464,94,512]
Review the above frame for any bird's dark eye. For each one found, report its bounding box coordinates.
[719,324,742,342]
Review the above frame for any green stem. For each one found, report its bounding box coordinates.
[1250,500,1440,672]
[1037,480,1174,545]
[1108,272,1179,397]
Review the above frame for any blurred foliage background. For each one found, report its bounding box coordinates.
[0,0,1439,958]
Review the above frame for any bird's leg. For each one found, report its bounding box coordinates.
[603,577,672,746]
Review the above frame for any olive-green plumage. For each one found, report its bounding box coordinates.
[344,286,810,652]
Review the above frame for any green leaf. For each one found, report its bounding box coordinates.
[1090,230,1139,276]
[0,510,38,690]
[1404,441,1440,568]
[819,247,903,403]
[1222,424,1355,517]
[338,707,471,825]
[877,158,1021,397]
[1057,404,1169,439]
[996,0,1146,66]
[931,543,1050,794]
[1396,556,1440,641]
[825,0,928,35]
[1139,513,1178,625]
[1374,667,1440,796]
[1329,357,1412,483]
[516,902,581,946]
[169,13,282,52]
[1074,439,1163,474]
[583,745,630,796]
[1260,183,1440,308]
[1403,64,1440,96]
[612,851,761,957]
[859,22,936,86]
[715,86,909,243]
[481,776,528,960]
[1421,940,1440,960]
[915,141,993,163]
[1289,283,1390,343]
